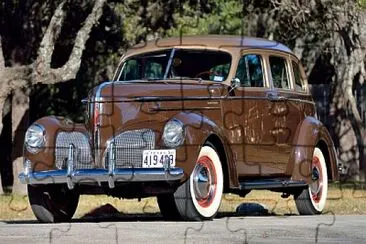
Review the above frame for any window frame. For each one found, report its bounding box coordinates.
[290,58,308,93]
[267,54,292,91]
[234,50,269,89]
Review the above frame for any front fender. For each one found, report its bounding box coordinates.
[173,112,237,186]
[289,116,338,183]
[24,116,88,172]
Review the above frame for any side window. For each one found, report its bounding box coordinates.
[269,56,290,89]
[235,54,264,87]
[292,61,305,92]
[119,59,139,81]
[144,61,163,79]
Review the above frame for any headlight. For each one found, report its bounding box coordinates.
[25,124,45,153]
[163,119,185,148]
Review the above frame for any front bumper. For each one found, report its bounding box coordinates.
[19,168,184,189]
[21,141,184,190]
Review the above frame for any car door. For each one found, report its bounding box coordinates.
[266,54,303,175]
[224,52,284,177]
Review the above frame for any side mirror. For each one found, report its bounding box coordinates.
[231,77,240,87]
[227,78,241,97]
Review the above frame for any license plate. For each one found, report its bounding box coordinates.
[142,150,176,168]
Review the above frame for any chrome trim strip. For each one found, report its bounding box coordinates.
[286,97,315,105]
[95,81,113,102]
[239,180,307,190]
[94,81,112,167]
[150,106,221,112]
[87,95,314,104]
[18,168,184,186]
[94,126,101,166]
[108,142,116,188]
[66,144,75,189]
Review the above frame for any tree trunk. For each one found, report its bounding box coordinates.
[11,88,29,194]
[0,0,107,193]
[0,95,13,194]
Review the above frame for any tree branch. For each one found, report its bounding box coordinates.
[34,1,67,80]
[0,35,4,69]
[35,0,107,84]
[59,0,107,81]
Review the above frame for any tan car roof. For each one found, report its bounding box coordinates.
[126,35,293,56]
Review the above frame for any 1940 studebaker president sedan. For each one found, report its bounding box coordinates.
[19,35,338,222]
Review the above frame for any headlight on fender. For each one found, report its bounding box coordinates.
[163,119,185,148]
[25,124,45,153]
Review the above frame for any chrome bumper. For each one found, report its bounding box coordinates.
[20,143,183,190]
[19,168,184,189]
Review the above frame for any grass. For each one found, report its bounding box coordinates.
[1,183,366,221]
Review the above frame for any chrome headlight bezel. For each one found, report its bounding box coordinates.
[162,119,185,148]
[25,124,46,153]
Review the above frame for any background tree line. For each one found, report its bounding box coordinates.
[0,0,365,193]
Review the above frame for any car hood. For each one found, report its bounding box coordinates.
[89,80,229,102]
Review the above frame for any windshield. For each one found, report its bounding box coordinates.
[116,49,231,82]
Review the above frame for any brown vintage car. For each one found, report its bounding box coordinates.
[19,35,338,222]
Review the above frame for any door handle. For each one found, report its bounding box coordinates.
[267,93,287,102]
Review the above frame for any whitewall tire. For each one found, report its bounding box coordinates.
[295,147,328,215]
[157,142,224,221]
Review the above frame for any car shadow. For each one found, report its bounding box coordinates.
[3,202,297,224]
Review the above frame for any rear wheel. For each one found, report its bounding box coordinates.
[295,147,328,215]
[158,143,224,221]
[28,184,79,223]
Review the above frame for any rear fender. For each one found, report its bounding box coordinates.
[289,116,338,183]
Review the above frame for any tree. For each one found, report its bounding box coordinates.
[0,0,106,193]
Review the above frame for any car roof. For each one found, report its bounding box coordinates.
[127,35,294,56]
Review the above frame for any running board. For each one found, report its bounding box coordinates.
[239,179,307,190]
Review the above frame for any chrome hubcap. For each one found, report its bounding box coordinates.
[310,157,323,203]
[192,156,216,207]
[312,167,320,181]
[194,165,211,199]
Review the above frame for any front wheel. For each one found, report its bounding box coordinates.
[28,184,80,223]
[158,143,224,221]
[295,147,328,215]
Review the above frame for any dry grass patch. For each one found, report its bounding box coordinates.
[0,183,365,221]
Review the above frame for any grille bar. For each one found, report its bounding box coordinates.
[105,129,155,168]
[55,132,93,169]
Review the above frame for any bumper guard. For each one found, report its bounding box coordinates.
[19,143,184,190]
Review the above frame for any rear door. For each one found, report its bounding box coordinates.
[266,54,304,175]
[224,52,282,177]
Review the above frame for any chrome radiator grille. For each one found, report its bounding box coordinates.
[105,129,155,168]
[55,132,93,169]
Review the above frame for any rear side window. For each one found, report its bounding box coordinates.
[292,61,306,92]
[235,54,264,87]
[269,56,290,89]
